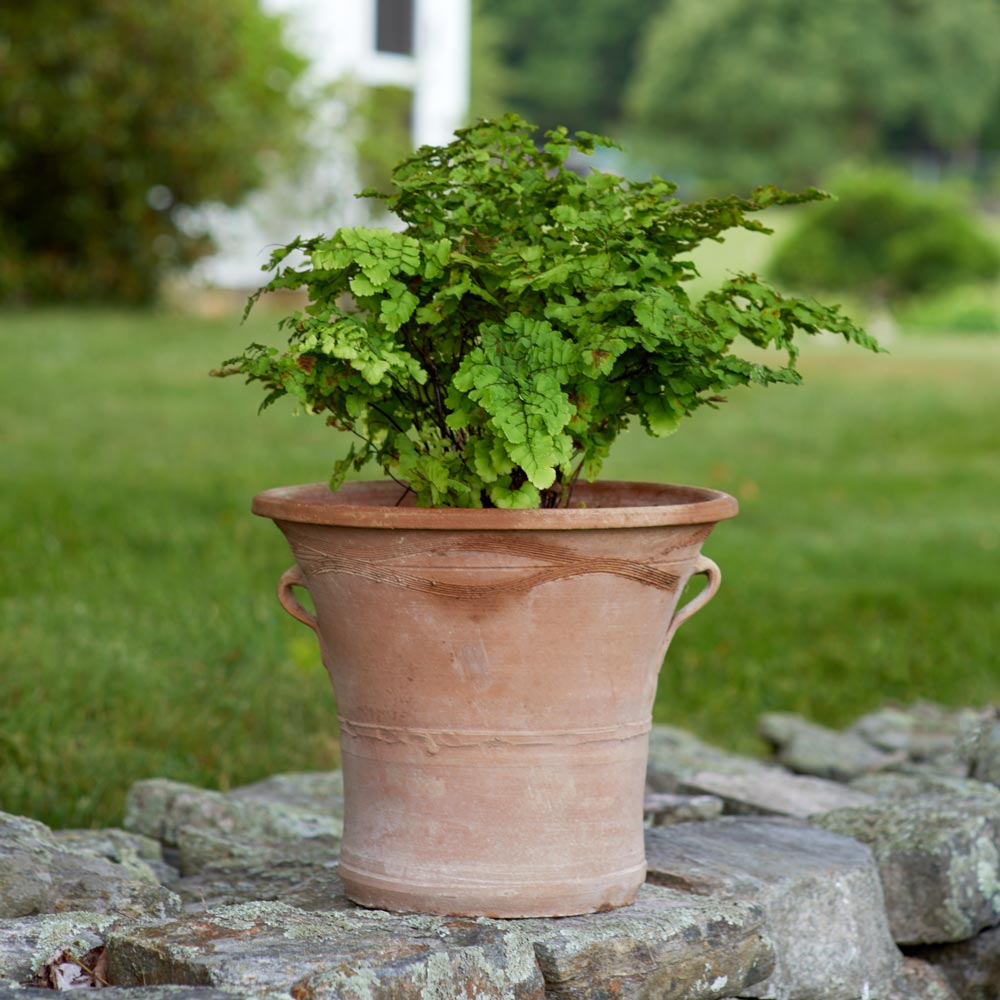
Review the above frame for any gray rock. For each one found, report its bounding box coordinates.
[645,817,901,1000]
[268,866,756,1000]
[175,841,342,910]
[291,916,546,1000]
[815,794,1000,944]
[0,989,256,1000]
[850,770,1000,804]
[716,960,960,1000]
[0,911,117,983]
[276,865,354,913]
[105,900,546,998]
[908,923,1000,1000]
[123,774,343,875]
[244,876,774,998]
[62,991,247,999]
[758,712,904,781]
[850,702,995,766]
[126,777,343,846]
[644,792,723,826]
[512,884,774,1000]
[646,725,775,793]
[105,882,772,1000]
[227,770,344,809]
[970,720,1000,786]
[884,958,959,1000]
[680,769,876,819]
[648,724,876,825]
[52,827,176,885]
[123,779,200,843]
[0,812,180,921]
[174,826,339,879]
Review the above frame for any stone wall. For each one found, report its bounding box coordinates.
[3,702,1000,999]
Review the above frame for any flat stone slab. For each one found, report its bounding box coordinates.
[0,989,244,1000]
[123,775,342,875]
[850,770,1000,804]
[849,702,994,767]
[644,792,724,826]
[0,812,180,922]
[106,901,547,998]
[645,817,901,1000]
[227,770,344,809]
[105,884,773,1000]
[815,790,1000,944]
[509,886,773,1000]
[52,827,177,886]
[276,868,772,998]
[680,769,876,819]
[646,725,775,793]
[175,843,342,911]
[758,712,905,780]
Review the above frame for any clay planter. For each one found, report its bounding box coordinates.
[252,479,737,917]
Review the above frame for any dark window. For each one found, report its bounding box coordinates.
[375,0,414,55]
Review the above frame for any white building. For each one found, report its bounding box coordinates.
[193,0,470,289]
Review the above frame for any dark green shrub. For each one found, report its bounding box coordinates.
[769,169,1000,302]
[0,1,308,305]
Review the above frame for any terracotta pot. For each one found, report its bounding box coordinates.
[252,480,737,917]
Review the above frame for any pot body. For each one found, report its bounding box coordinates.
[252,480,737,916]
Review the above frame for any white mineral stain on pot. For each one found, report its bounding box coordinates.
[454,639,490,681]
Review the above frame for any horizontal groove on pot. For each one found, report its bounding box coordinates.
[338,717,652,748]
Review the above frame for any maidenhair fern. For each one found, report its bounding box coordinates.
[217,115,878,508]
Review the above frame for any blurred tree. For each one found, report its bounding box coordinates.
[624,0,1000,191]
[478,0,662,135]
[353,84,414,199]
[0,1,307,304]
[469,0,514,123]
[769,167,1000,303]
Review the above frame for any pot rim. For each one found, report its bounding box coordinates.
[251,480,738,530]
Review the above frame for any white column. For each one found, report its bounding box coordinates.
[261,0,372,82]
[412,0,470,147]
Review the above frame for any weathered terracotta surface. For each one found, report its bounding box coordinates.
[252,480,737,917]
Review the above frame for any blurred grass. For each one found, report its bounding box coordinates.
[2,286,999,828]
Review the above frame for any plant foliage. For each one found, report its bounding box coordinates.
[219,115,878,509]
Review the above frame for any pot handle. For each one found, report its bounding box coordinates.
[277,564,319,635]
[665,555,721,644]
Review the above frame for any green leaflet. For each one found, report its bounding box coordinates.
[309,318,425,387]
[487,482,541,509]
[452,315,576,489]
[471,437,513,483]
[312,229,421,286]
[379,286,419,332]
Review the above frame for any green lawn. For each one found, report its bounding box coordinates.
[2,299,999,829]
